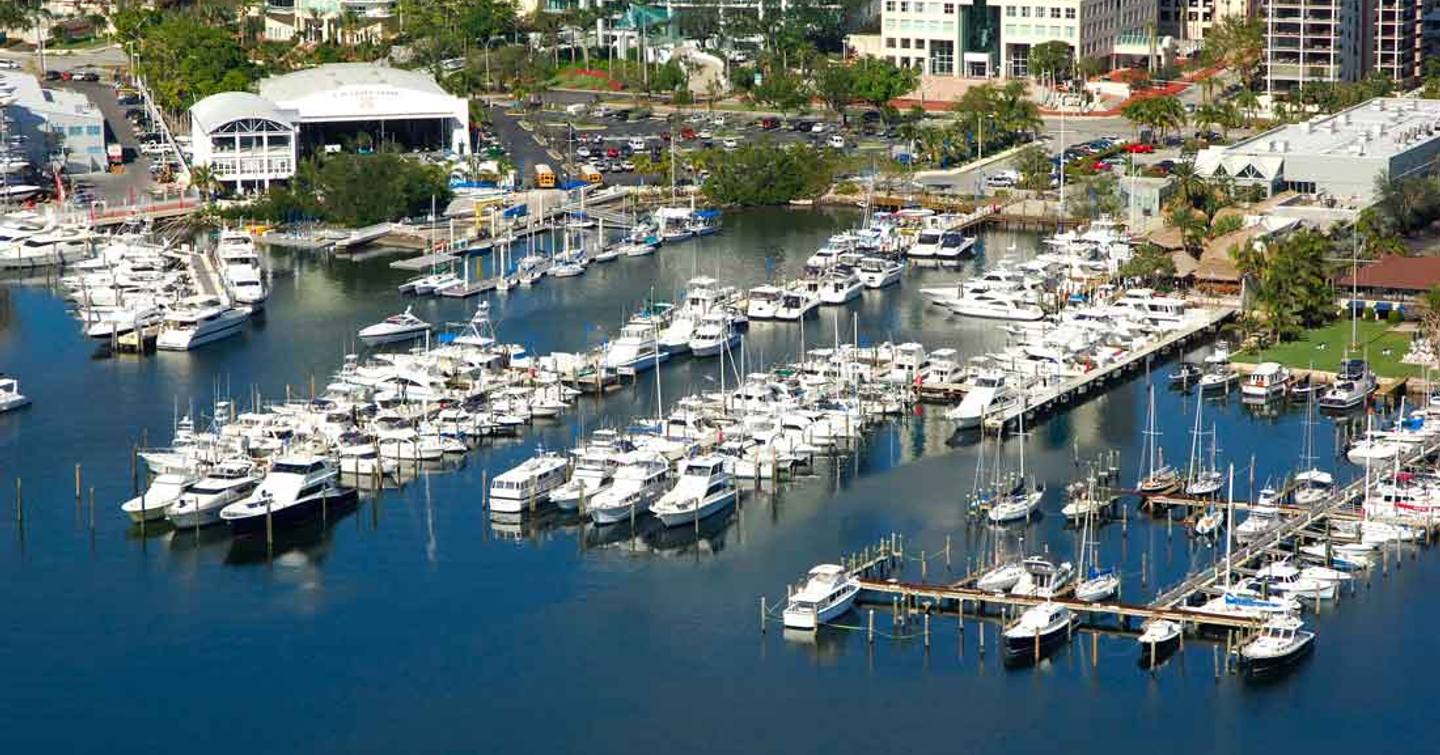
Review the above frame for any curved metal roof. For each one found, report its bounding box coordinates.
[189,91,297,134]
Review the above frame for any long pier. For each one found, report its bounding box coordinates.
[982,307,1237,431]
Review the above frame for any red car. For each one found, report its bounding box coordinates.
[1092,161,1112,171]
[605,146,620,158]
[1124,142,1155,154]
[679,127,697,141]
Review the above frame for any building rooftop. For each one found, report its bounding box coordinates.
[1222,98,1440,161]
[190,91,298,134]
[1336,255,1440,292]
[0,71,99,119]
[258,63,449,105]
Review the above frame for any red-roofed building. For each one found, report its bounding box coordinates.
[1334,255,1440,316]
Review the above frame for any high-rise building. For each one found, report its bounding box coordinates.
[1260,0,1364,91]
[1369,0,1424,85]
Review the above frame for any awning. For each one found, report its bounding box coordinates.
[502,203,528,218]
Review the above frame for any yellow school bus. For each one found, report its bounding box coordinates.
[534,163,556,188]
[580,164,603,185]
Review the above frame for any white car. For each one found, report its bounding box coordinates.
[828,135,845,149]
[811,123,826,133]
[722,138,739,150]
[576,146,591,158]
[698,129,713,139]
[984,170,1019,189]
[627,138,646,151]
[0,60,19,71]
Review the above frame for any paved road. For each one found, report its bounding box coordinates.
[58,80,158,205]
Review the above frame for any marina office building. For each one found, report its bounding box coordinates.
[1195,97,1440,204]
[0,71,105,174]
[189,63,469,192]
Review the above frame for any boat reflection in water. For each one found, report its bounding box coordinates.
[223,501,360,567]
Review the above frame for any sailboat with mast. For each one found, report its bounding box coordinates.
[1073,502,1119,602]
[1293,367,1334,506]
[1137,383,1180,495]
[986,410,1044,524]
[1184,389,1223,496]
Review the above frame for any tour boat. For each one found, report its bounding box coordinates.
[120,472,199,523]
[487,451,570,514]
[782,564,861,630]
[1240,615,1315,675]
[587,454,672,525]
[219,455,355,535]
[358,307,432,345]
[154,297,251,351]
[1240,362,1292,399]
[0,375,29,413]
[165,459,260,528]
[856,256,903,288]
[1003,602,1074,663]
[650,455,737,527]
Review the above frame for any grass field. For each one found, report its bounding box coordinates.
[1234,319,1422,379]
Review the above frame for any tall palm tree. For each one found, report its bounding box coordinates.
[1234,88,1260,128]
[189,164,219,201]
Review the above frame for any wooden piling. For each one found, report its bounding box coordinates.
[760,596,766,633]
[868,609,875,644]
[14,477,22,525]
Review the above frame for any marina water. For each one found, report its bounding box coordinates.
[2,207,1437,752]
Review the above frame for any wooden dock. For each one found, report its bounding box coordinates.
[985,307,1237,433]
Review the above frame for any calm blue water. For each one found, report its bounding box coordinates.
[1,207,1435,753]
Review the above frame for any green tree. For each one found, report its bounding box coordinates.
[702,143,836,204]
[134,15,257,112]
[1028,41,1073,85]
[751,68,810,117]
[1014,144,1053,190]
[849,56,918,124]
[1116,243,1178,288]
[813,59,855,124]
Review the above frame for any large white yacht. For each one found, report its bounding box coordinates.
[155,297,251,351]
[587,454,672,524]
[219,455,354,535]
[782,564,861,630]
[488,452,570,513]
[650,455,737,527]
[603,319,670,371]
[165,459,260,528]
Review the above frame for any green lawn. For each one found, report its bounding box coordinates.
[1234,319,1421,379]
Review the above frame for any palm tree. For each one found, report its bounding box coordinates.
[1167,159,1209,211]
[1235,88,1260,128]
[189,164,219,201]
[1170,206,1207,257]
[1192,103,1224,138]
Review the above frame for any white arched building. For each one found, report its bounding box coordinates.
[189,92,300,193]
[257,63,469,157]
[188,63,469,193]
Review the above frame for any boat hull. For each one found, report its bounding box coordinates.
[1003,620,1073,664]
[225,487,358,536]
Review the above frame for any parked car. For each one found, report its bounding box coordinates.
[621,160,636,171]
[680,127,697,140]
[985,170,1019,188]
[810,122,826,133]
[759,116,780,130]
[827,134,845,149]
[627,137,646,151]
[605,146,620,158]
[576,146,591,158]
[1124,142,1155,154]
[0,60,20,71]
[722,138,739,150]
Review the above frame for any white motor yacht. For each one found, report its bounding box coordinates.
[945,368,1015,429]
[1010,556,1074,598]
[0,375,29,412]
[746,285,783,320]
[816,270,863,305]
[165,459,260,528]
[588,454,672,524]
[155,297,251,351]
[856,256,903,288]
[782,564,861,630]
[1002,602,1074,662]
[975,561,1026,592]
[488,452,570,513]
[946,290,1044,321]
[120,472,198,523]
[650,455,737,527]
[219,455,354,535]
[1137,618,1182,665]
[358,307,432,345]
[603,320,670,371]
[907,228,943,258]
[772,286,820,321]
[1240,615,1315,675]
[688,312,740,357]
[933,231,976,261]
[1317,359,1376,411]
